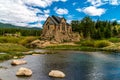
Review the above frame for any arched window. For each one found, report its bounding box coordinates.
[48,25,50,30]
[62,23,65,31]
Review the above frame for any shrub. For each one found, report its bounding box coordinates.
[94,40,111,48]
[108,37,120,43]
[80,40,94,47]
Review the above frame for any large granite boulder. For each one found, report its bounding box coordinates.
[49,70,65,78]
[16,67,32,76]
[11,60,27,65]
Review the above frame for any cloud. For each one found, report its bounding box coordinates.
[24,0,67,8]
[87,0,103,6]
[76,8,82,12]
[111,18,117,21]
[87,0,120,6]
[109,0,119,5]
[54,7,68,15]
[61,0,67,2]
[72,2,77,6]
[0,0,66,28]
[44,9,50,14]
[83,6,106,16]
[117,20,120,23]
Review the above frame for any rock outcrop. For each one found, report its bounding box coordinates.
[11,60,27,65]
[16,67,32,76]
[49,70,65,78]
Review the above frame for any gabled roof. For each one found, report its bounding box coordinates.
[43,15,70,26]
[49,15,66,25]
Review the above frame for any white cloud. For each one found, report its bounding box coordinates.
[76,8,82,12]
[109,0,119,5]
[23,0,67,8]
[87,0,103,6]
[72,2,77,6]
[0,0,66,28]
[44,9,50,14]
[111,18,117,21]
[61,0,67,2]
[117,20,120,23]
[87,0,120,6]
[55,8,68,15]
[83,6,106,16]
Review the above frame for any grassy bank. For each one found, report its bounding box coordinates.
[0,43,29,52]
[0,52,24,61]
[46,39,120,52]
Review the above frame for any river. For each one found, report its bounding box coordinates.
[0,50,120,80]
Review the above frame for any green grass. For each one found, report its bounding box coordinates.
[0,43,29,52]
[46,45,99,51]
[19,36,38,46]
[0,52,24,61]
[108,37,120,43]
[94,40,111,48]
[0,36,22,43]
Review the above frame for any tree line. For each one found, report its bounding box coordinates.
[71,16,119,39]
[0,22,42,36]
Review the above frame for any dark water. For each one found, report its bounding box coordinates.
[0,51,120,80]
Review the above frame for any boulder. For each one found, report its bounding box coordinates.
[49,70,65,78]
[11,60,27,65]
[16,67,32,76]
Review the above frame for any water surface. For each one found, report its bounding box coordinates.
[0,51,120,80]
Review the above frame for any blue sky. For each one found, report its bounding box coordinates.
[0,0,120,28]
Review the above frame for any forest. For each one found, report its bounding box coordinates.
[0,23,42,36]
[71,16,120,39]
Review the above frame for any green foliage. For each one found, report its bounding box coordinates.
[0,52,24,61]
[0,22,42,36]
[0,36,21,43]
[79,40,94,47]
[108,37,120,43]
[19,36,37,46]
[71,16,119,39]
[94,40,111,48]
[0,43,28,52]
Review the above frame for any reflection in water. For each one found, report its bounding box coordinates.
[0,51,120,80]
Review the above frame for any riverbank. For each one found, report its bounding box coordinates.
[45,39,120,52]
[1,36,120,61]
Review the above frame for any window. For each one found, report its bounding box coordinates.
[48,25,50,30]
[62,23,65,31]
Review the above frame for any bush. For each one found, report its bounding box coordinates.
[108,37,120,43]
[94,40,111,48]
[80,40,94,47]
[19,36,37,46]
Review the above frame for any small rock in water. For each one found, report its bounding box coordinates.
[16,67,32,76]
[11,60,27,65]
[49,70,65,78]
[32,54,40,56]
[13,56,18,59]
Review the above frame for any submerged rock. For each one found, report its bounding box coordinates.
[49,70,65,78]
[11,60,27,65]
[16,67,32,76]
